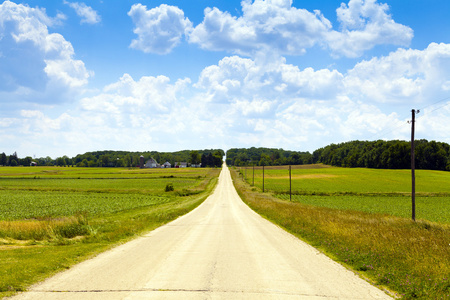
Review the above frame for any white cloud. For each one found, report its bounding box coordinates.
[64,1,100,24]
[188,0,412,58]
[327,0,413,57]
[128,4,193,54]
[189,0,331,56]
[0,1,91,103]
[345,43,450,103]
[80,73,191,128]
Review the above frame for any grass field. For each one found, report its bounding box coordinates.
[240,164,450,224]
[232,165,450,299]
[0,166,220,297]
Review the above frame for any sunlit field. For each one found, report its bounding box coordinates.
[239,164,450,224]
[0,166,220,297]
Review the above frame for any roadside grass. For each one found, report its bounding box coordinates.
[231,167,450,299]
[0,166,220,298]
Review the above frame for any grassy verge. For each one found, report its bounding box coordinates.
[230,167,450,299]
[0,167,220,298]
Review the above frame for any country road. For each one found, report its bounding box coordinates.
[12,165,392,299]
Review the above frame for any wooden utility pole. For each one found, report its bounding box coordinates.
[289,165,292,202]
[252,163,255,186]
[245,162,247,182]
[411,109,419,222]
[262,164,265,193]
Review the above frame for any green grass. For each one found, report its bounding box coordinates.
[0,190,170,220]
[232,166,450,299]
[240,164,450,224]
[0,166,220,298]
[242,164,450,194]
[276,194,450,224]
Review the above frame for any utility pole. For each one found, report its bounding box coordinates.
[252,163,254,186]
[289,165,292,202]
[262,164,265,193]
[411,109,419,222]
[245,161,247,182]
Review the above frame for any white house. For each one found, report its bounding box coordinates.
[175,162,188,168]
[162,161,171,168]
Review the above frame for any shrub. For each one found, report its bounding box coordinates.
[165,183,174,192]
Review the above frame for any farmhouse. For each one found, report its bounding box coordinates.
[162,161,171,168]
[175,162,188,168]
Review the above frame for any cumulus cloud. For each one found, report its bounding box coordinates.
[189,0,331,56]
[64,1,101,25]
[80,73,191,128]
[345,43,450,103]
[188,0,412,58]
[196,55,343,105]
[327,0,413,57]
[128,4,193,54]
[0,1,91,103]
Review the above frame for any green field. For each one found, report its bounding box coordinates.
[240,164,450,223]
[0,166,220,297]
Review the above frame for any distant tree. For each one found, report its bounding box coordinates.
[259,154,271,166]
[213,151,223,167]
[20,156,33,166]
[100,154,110,167]
[190,151,201,165]
[8,152,18,166]
[0,152,6,166]
[56,157,67,166]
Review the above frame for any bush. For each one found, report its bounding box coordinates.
[165,183,174,192]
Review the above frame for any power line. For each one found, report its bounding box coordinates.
[366,94,450,141]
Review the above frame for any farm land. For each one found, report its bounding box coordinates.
[233,164,450,299]
[241,164,450,223]
[0,166,220,297]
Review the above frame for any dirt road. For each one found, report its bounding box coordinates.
[13,166,392,299]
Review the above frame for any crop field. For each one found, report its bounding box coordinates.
[0,166,213,220]
[240,164,450,224]
[0,166,220,297]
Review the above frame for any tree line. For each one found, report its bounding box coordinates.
[3,139,450,170]
[312,140,450,171]
[226,140,450,171]
[0,149,225,168]
[226,147,313,166]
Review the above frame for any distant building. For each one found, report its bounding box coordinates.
[175,162,188,168]
[191,163,201,168]
[144,158,159,168]
[139,155,145,168]
[30,161,37,166]
[162,161,171,168]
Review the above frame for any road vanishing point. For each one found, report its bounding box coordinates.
[12,165,392,299]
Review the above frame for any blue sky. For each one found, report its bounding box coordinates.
[1,0,450,159]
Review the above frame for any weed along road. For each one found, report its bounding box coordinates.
[13,165,392,300]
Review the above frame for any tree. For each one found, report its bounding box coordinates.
[20,156,33,166]
[0,152,6,166]
[259,154,271,166]
[56,157,67,166]
[190,151,201,165]
[8,152,18,166]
